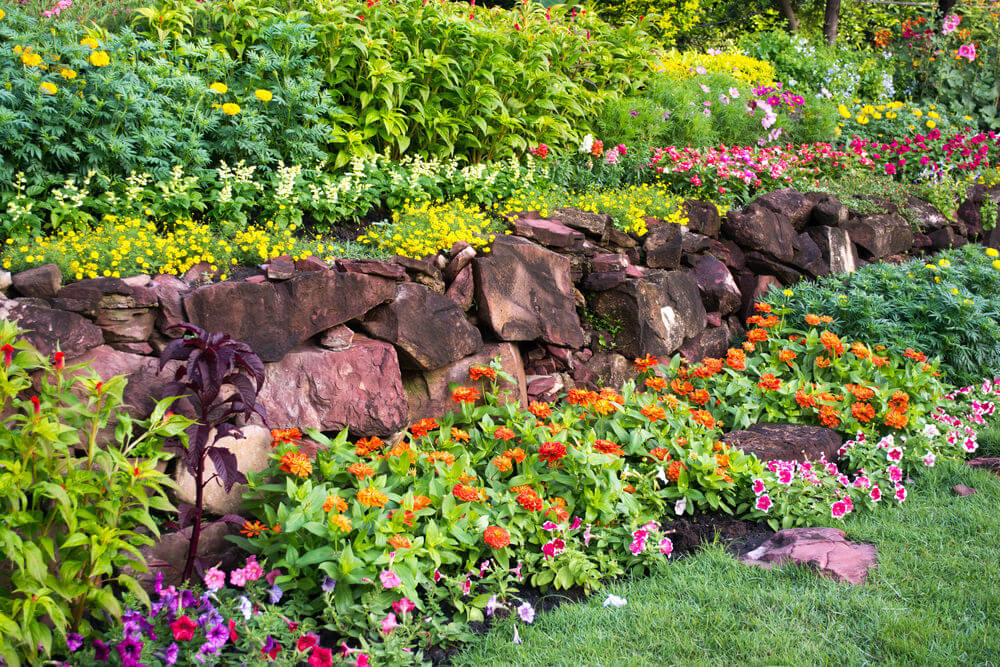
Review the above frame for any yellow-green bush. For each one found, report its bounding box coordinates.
[652,50,775,86]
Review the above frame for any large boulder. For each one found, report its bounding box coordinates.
[904,196,951,231]
[810,194,849,228]
[844,215,914,259]
[723,204,798,263]
[550,208,611,238]
[253,338,407,437]
[512,218,585,252]
[956,185,1000,239]
[404,342,527,420]
[754,188,814,230]
[678,324,730,362]
[361,282,482,370]
[0,297,104,357]
[693,255,741,314]
[721,422,841,463]
[739,527,878,585]
[184,271,397,362]
[791,232,830,278]
[149,274,189,338]
[473,236,585,348]
[66,345,186,420]
[175,425,274,516]
[11,264,62,298]
[588,269,707,359]
[746,252,804,286]
[807,226,857,274]
[683,200,722,237]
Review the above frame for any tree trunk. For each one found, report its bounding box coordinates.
[777,0,799,31]
[823,0,841,44]
[937,0,958,19]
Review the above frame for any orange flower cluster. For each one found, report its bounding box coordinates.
[410,495,433,511]
[323,495,348,513]
[757,373,782,391]
[240,520,270,537]
[270,428,302,447]
[410,417,439,438]
[494,426,515,441]
[348,462,375,479]
[641,404,666,421]
[538,441,567,464]
[483,526,510,549]
[634,354,659,372]
[689,409,716,430]
[357,486,388,508]
[671,378,693,395]
[689,389,710,405]
[850,342,870,360]
[426,450,456,466]
[846,383,875,401]
[885,390,910,429]
[818,405,840,428]
[645,376,668,392]
[492,455,513,471]
[451,428,470,442]
[665,460,685,482]
[692,357,723,379]
[279,451,312,478]
[528,401,552,418]
[451,386,481,403]
[355,436,385,457]
[593,439,624,457]
[330,514,352,532]
[504,447,527,463]
[903,348,927,363]
[389,535,412,549]
[746,328,768,343]
[516,488,543,512]
[778,349,797,366]
[452,483,480,502]
[851,402,876,422]
[469,365,497,381]
[795,389,817,408]
[648,447,669,461]
[820,331,844,356]
[726,348,746,370]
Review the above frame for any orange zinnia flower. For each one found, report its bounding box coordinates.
[818,405,840,428]
[593,439,624,456]
[355,436,385,456]
[690,389,710,405]
[903,348,927,363]
[450,427,470,442]
[528,401,552,418]
[567,389,596,406]
[778,349,797,367]
[795,390,817,408]
[389,535,412,550]
[330,514,352,532]
[270,428,302,447]
[746,328,768,343]
[634,354,659,372]
[451,386,481,403]
[884,409,908,429]
[851,402,876,422]
[323,495,348,513]
[726,348,746,370]
[483,526,511,549]
[850,342,870,360]
[645,376,668,392]
[348,462,375,479]
[538,441,567,464]
[757,373,781,391]
[504,447,527,463]
[820,331,844,356]
[357,486,388,508]
[279,451,312,478]
[492,455,513,471]
[516,490,543,512]
[815,356,832,368]
[670,379,693,396]
[426,450,456,466]
[494,426,516,441]
[411,495,433,511]
[805,314,821,326]
[665,460,685,482]
[648,447,669,461]
[469,364,497,381]
[600,388,624,404]
[641,404,666,421]
[240,520,268,537]
[690,409,716,429]
[754,302,772,313]
[410,417,439,438]
[453,483,480,502]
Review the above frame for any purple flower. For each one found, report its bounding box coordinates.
[265,569,281,586]
[93,639,110,661]
[154,572,165,595]
[115,636,143,666]
[66,633,84,652]
[204,622,229,649]
[180,590,198,609]
[517,602,535,623]
[629,109,639,117]
[269,584,283,604]
[156,643,179,666]
[321,576,337,593]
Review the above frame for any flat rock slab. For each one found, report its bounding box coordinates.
[967,458,1000,475]
[952,484,978,496]
[722,423,841,463]
[739,527,877,585]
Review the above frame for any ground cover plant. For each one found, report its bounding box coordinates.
[764,245,1000,386]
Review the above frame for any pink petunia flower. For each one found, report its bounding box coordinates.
[831,501,848,519]
[659,537,673,556]
[870,485,882,502]
[957,43,977,61]
[887,447,903,462]
[380,570,403,589]
[755,494,772,512]
[381,613,398,635]
[204,566,226,591]
[887,465,903,483]
[777,468,794,485]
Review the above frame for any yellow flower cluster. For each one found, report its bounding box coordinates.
[499,183,690,236]
[1,216,338,279]
[652,50,775,86]
[837,100,954,135]
[357,199,500,258]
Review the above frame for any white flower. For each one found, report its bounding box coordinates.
[579,134,594,154]
[728,87,740,99]
[674,497,687,515]
[603,594,628,608]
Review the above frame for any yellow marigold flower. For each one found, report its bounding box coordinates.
[0,9,5,19]
[80,37,99,49]
[986,248,999,258]
[222,102,241,115]
[39,81,57,95]
[254,89,273,102]
[208,81,228,94]
[59,67,76,79]
[21,52,43,67]
[89,50,110,67]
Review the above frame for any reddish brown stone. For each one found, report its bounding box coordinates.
[183,270,397,362]
[740,527,877,585]
[694,255,741,315]
[513,218,585,251]
[150,274,188,338]
[754,188,814,230]
[335,258,407,281]
[361,282,482,370]
[473,236,585,348]
[644,223,683,269]
[265,257,295,280]
[445,264,475,311]
[683,199,722,237]
[550,207,611,237]
[12,264,62,298]
[724,204,797,263]
[721,423,841,463]
[952,484,978,496]
[294,255,329,273]
[253,338,407,436]
[0,297,104,357]
[845,214,913,259]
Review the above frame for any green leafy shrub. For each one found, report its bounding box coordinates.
[0,320,191,666]
[0,11,333,185]
[762,245,1000,387]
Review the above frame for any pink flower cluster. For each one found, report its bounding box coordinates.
[849,129,999,181]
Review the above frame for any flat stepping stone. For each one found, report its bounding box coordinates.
[952,484,978,496]
[739,527,877,585]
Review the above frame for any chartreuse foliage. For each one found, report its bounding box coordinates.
[0,321,191,666]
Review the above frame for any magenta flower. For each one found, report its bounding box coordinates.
[659,537,673,556]
[570,517,582,530]
[433,569,442,583]
[922,452,936,467]
[542,538,566,560]
[777,468,793,485]
[244,556,264,582]
[751,478,766,495]
[870,485,882,502]
[392,597,416,616]
[230,568,248,587]
[942,13,960,34]
[887,465,903,483]
[462,578,472,596]
[895,484,908,502]
[887,447,903,462]
[831,500,848,519]
[379,570,402,589]
[957,43,976,61]
[542,521,559,531]
[583,525,594,546]
[755,494,772,512]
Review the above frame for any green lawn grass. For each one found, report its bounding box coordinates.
[454,461,1000,666]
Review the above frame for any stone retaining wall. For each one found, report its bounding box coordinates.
[3,186,999,441]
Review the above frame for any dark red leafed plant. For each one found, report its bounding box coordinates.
[160,323,267,582]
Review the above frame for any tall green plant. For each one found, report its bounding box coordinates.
[0,321,191,666]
